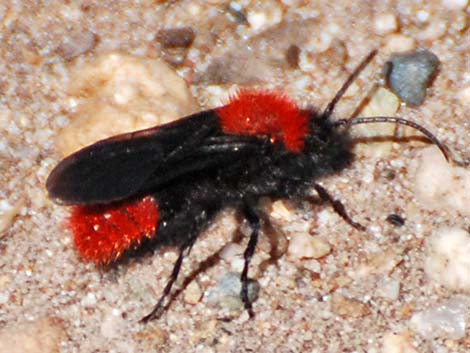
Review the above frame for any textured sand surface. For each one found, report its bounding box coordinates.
[1,1,470,352]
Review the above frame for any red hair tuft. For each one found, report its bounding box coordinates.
[68,196,159,265]
[216,90,309,152]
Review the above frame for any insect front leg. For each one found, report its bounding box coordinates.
[312,183,365,231]
[240,200,261,318]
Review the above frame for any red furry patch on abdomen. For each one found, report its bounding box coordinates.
[69,196,159,265]
[216,90,309,152]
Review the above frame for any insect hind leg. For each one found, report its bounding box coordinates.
[140,240,195,323]
[312,183,365,231]
[240,200,261,318]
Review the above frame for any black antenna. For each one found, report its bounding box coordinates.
[322,49,378,120]
[334,116,452,163]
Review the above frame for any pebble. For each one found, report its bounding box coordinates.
[287,233,331,260]
[205,272,259,311]
[425,227,470,291]
[157,27,195,49]
[80,292,97,308]
[246,1,282,32]
[385,50,440,106]
[353,87,399,158]
[376,277,401,301]
[219,242,244,271]
[449,12,469,32]
[0,198,24,237]
[414,147,470,216]
[227,2,248,24]
[247,11,268,31]
[409,296,470,339]
[183,281,204,305]
[56,53,198,155]
[386,213,405,227]
[382,331,418,353]
[417,19,448,41]
[57,30,97,60]
[457,86,470,105]
[134,326,168,346]
[354,248,403,277]
[100,308,125,339]
[285,44,300,68]
[219,242,244,262]
[374,14,398,35]
[441,0,469,10]
[269,200,294,220]
[416,10,430,22]
[384,34,416,53]
[0,317,66,353]
[0,275,10,290]
[330,293,371,318]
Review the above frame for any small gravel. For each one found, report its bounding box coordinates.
[2,1,470,352]
[384,50,440,106]
[414,147,470,215]
[205,272,259,311]
[410,296,470,340]
[441,0,469,10]
[374,14,398,35]
[425,227,470,291]
[287,233,331,260]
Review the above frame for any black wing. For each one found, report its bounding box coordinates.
[46,110,268,205]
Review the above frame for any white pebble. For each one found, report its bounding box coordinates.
[247,11,267,31]
[100,309,124,339]
[0,318,66,353]
[0,292,9,305]
[317,209,332,226]
[457,86,470,105]
[409,296,470,339]
[382,331,418,353]
[414,146,470,215]
[270,200,293,220]
[353,87,399,158]
[56,53,198,156]
[416,10,430,22]
[0,200,11,213]
[81,292,97,307]
[384,34,416,53]
[205,272,259,310]
[425,227,470,291]
[288,233,331,260]
[377,278,401,301]
[219,242,243,262]
[417,20,448,41]
[0,198,23,237]
[374,14,398,35]
[441,0,469,10]
[183,281,203,305]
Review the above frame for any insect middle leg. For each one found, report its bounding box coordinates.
[312,183,365,231]
[240,200,261,318]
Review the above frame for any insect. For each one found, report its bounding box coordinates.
[46,50,453,322]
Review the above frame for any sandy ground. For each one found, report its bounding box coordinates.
[1,1,470,352]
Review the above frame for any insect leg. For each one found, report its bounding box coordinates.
[240,200,261,318]
[312,183,366,231]
[140,240,195,323]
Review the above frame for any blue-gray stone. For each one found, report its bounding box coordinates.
[385,50,440,106]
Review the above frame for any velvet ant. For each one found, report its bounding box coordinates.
[46,50,455,322]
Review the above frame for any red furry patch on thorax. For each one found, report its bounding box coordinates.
[216,90,309,152]
[69,196,159,265]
